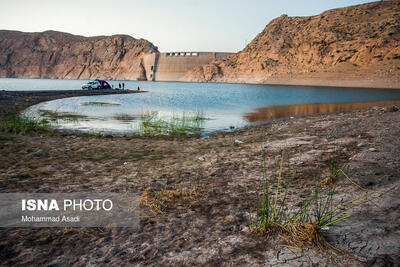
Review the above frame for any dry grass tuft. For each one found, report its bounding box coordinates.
[282,222,326,250]
[250,222,285,236]
[140,185,206,214]
[250,221,328,251]
[321,173,337,185]
[282,222,363,265]
[250,220,362,264]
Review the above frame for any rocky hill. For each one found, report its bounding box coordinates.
[184,0,400,88]
[0,30,158,80]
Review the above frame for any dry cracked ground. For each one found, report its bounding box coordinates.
[0,98,399,266]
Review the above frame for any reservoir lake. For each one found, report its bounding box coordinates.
[2,78,400,134]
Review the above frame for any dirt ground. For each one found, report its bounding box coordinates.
[0,90,399,266]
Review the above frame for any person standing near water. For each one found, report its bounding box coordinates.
[122,83,125,89]
[119,83,121,89]
[137,86,140,91]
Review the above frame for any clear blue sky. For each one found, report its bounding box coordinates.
[0,0,377,52]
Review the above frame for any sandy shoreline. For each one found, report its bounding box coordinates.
[0,90,399,265]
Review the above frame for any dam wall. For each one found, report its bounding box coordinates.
[142,52,232,81]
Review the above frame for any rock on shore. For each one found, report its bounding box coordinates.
[0,30,158,80]
[184,1,400,87]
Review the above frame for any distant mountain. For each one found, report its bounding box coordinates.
[0,30,158,80]
[184,0,400,88]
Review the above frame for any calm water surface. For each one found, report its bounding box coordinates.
[2,78,399,134]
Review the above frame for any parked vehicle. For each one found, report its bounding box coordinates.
[82,79,112,90]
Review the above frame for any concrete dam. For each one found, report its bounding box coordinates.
[141,52,232,81]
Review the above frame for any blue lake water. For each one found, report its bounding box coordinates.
[2,78,399,134]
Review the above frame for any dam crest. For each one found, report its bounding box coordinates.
[141,52,232,81]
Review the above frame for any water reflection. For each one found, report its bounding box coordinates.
[245,100,400,122]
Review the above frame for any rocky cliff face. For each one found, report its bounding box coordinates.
[0,30,158,80]
[185,1,400,86]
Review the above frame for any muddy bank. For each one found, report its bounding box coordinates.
[0,91,399,266]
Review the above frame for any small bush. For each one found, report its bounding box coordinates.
[250,151,367,252]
